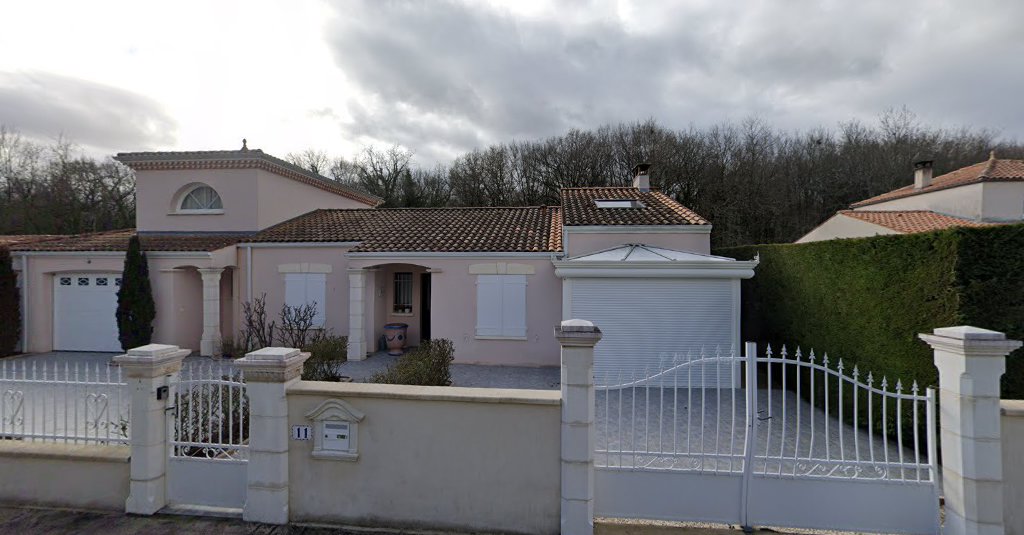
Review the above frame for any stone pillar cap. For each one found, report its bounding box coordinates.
[126,344,184,358]
[933,326,1006,340]
[243,347,301,361]
[555,319,602,345]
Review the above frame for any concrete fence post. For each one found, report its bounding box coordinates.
[234,347,310,525]
[113,343,189,515]
[556,319,602,535]
[920,326,1021,535]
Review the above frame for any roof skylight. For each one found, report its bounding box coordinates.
[595,199,644,209]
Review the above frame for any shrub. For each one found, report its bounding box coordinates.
[278,302,322,349]
[217,336,240,359]
[371,339,455,386]
[717,223,1024,399]
[239,294,276,353]
[116,235,156,350]
[0,246,19,356]
[302,335,348,382]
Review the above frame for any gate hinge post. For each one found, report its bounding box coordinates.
[112,344,188,516]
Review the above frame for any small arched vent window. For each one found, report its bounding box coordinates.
[180,185,223,211]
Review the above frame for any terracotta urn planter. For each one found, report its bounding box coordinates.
[383,323,409,356]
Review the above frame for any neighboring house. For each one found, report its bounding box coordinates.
[9,145,756,373]
[797,153,1023,243]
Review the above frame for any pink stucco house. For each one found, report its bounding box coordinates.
[9,145,756,371]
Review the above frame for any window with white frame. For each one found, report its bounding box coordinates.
[284,273,326,326]
[179,184,223,212]
[475,274,527,338]
[393,272,413,314]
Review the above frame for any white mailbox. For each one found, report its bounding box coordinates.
[305,398,364,461]
[323,421,350,451]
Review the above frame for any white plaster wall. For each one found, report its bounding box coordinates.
[136,168,261,232]
[796,214,899,243]
[857,183,985,220]
[348,256,562,366]
[286,382,561,534]
[19,254,216,353]
[0,442,129,510]
[1002,400,1024,535]
[254,169,373,229]
[981,182,1024,222]
[242,246,353,341]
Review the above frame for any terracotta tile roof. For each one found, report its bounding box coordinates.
[11,229,250,252]
[560,187,709,226]
[253,206,563,253]
[852,157,1024,208]
[114,148,382,207]
[0,235,66,247]
[840,210,998,234]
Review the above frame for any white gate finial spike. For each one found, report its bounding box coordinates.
[895,379,903,393]
[822,353,829,367]
[881,377,888,390]
[794,347,801,360]
[837,359,844,373]
[866,371,874,386]
[911,380,919,394]
[765,344,773,359]
[808,349,816,364]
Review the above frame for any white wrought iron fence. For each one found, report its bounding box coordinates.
[171,363,248,461]
[595,344,937,482]
[0,360,129,445]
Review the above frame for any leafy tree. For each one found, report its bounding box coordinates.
[116,235,155,350]
[0,246,20,356]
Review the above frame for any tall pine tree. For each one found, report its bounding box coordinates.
[0,246,20,356]
[116,235,155,350]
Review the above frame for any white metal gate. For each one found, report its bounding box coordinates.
[166,363,249,511]
[594,343,940,534]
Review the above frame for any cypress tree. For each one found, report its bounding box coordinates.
[116,235,156,350]
[0,246,20,356]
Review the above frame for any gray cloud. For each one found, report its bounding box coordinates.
[323,0,1024,163]
[0,71,177,154]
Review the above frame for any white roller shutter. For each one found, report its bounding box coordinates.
[53,273,121,352]
[569,278,738,387]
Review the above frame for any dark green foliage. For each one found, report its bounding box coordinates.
[302,335,349,382]
[371,339,455,386]
[718,223,1024,398]
[116,235,156,351]
[0,246,20,356]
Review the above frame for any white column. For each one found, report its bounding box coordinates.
[234,347,309,525]
[198,267,223,357]
[920,326,1021,535]
[112,344,189,515]
[348,269,367,361]
[556,319,602,535]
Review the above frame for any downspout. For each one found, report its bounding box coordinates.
[21,255,28,353]
[246,245,253,302]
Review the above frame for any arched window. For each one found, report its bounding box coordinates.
[179,185,223,211]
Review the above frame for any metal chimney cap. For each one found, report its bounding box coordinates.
[632,163,651,175]
[913,160,934,169]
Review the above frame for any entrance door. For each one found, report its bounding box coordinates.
[53,273,121,352]
[420,273,431,340]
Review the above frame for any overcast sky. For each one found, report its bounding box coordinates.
[1,0,1022,165]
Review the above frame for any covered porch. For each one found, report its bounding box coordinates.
[345,261,435,360]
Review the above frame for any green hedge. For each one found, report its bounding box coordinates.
[717,223,1024,398]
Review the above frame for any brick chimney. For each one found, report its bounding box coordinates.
[913,160,934,189]
[632,163,651,192]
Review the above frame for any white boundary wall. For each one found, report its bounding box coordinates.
[285,381,562,534]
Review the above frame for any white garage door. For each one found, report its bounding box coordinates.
[54,273,121,352]
[569,278,739,387]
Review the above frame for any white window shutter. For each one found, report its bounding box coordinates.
[475,275,503,336]
[284,273,305,309]
[307,273,327,326]
[501,275,527,337]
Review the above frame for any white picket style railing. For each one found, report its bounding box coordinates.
[0,359,129,445]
